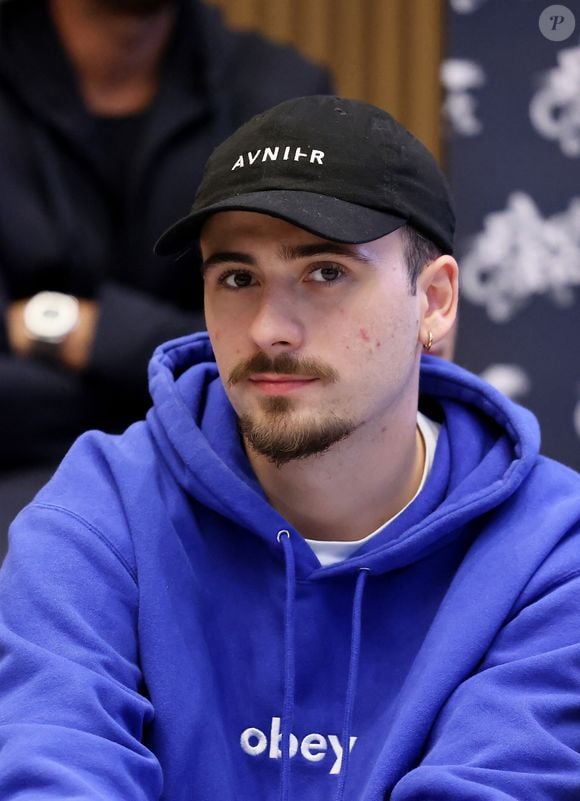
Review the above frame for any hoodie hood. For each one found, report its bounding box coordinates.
[147,331,541,577]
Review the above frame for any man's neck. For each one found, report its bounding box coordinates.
[49,0,177,116]
[247,410,425,543]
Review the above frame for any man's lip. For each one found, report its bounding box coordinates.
[248,374,318,382]
[247,375,319,395]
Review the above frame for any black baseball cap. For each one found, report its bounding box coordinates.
[155,95,455,255]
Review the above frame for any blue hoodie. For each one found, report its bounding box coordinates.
[0,332,579,801]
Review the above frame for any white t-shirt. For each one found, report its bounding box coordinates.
[305,412,440,567]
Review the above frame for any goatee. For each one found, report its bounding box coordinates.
[239,401,358,468]
[231,350,354,466]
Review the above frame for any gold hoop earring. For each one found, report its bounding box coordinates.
[424,330,433,352]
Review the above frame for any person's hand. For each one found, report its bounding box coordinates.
[5,300,29,358]
[6,298,99,371]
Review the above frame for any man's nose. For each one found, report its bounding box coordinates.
[249,292,305,352]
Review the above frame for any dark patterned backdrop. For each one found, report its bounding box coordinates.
[443,0,580,469]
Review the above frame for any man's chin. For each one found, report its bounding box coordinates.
[238,413,358,468]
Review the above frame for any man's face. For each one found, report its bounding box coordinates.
[201,212,423,467]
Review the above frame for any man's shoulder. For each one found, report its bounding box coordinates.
[508,455,580,609]
[501,454,580,569]
[528,453,580,499]
[18,422,162,565]
[225,27,330,85]
[37,420,158,503]
[189,0,333,106]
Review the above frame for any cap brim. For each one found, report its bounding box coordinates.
[154,190,407,256]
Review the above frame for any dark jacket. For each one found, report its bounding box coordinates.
[0,0,332,468]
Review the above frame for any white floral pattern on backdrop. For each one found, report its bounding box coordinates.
[444,0,580,469]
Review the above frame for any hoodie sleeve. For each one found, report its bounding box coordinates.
[0,502,163,801]
[391,531,580,801]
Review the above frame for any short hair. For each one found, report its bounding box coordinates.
[400,224,443,293]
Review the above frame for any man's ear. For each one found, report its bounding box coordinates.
[417,255,459,356]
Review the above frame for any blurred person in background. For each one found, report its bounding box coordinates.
[0,0,332,547]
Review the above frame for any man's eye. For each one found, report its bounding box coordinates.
[308,264,345,283]
[219,270,254,288]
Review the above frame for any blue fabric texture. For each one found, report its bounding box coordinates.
[0,331,580,800]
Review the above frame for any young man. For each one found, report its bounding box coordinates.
[0,0,331,545]
[0,96,579,800]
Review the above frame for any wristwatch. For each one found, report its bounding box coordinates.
[23,291,80,360]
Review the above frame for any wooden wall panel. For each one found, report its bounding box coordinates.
[330,0,367,100]
[367,2,403,114]
[292,0,330,66]
[206,0,444,160]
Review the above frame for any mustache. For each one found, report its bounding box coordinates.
[228,352,339,386]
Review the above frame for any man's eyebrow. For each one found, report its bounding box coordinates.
[279,242,375,264]
[201,251,256,273]
[201,241,375,273]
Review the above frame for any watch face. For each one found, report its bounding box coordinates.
[24,292,80,344]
